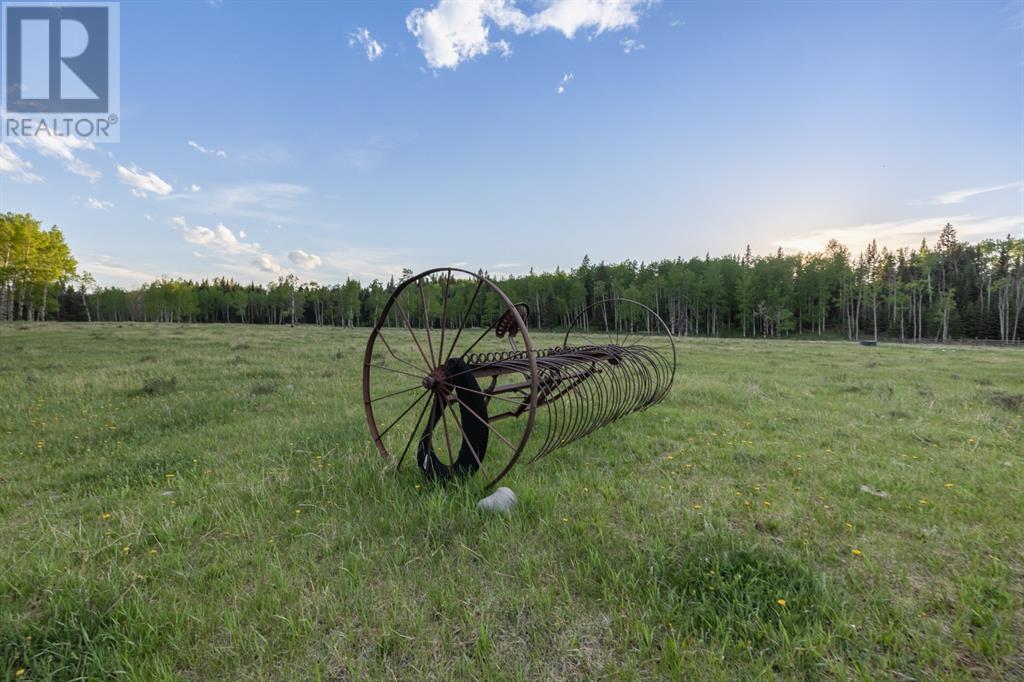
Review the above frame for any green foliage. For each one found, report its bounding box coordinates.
[0,212,77,322]
[4,211,1023,342]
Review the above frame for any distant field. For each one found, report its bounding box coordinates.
[1,323,1022,679]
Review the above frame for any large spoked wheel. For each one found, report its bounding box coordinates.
[563,298,677,402]
[363,268,538,488]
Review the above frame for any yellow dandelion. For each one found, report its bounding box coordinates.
[845,522,853,528]
[149,549,157,556]
[776,599,786,607]
[294,508,302,514]
[101,512,111,521]
[121,545,130,555]
[666,455,674,460]
[851,548,862,556]
[944,483,954,489]
[692,504,702,510]
[164,472,175,479]
[414,484,422,489]
[562,517,569,523]
[16,669,26,679]
[919,499,928,505]
[763,501,771,507]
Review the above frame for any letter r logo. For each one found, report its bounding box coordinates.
[4,4,110,113]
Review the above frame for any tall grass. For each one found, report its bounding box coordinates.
[1,323,1021,679]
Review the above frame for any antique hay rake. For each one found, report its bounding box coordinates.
[362,268,676,487]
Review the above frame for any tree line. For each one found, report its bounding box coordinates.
[3,212,1022,343]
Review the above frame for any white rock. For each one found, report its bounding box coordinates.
[859,484,889,498]
[477,487,517,514]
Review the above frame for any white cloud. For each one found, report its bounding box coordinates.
[349,27,385,61]
[253,253,283,275]
[407,0,647,69]
[0,143,43,182]
[26,131,100,180]
[85,197,114,210]
[530,0,646,38]
[173,215,294,279]
[187,140,227,158]
[180,221,257,255]
[30,130,94,160]
[930,182,1023,205]
[778,214,1024,254]
[620,37,644,53]
[288,249,322,270]
[189,184,201,192]
[117,164,173,197]
[556,72,574,94]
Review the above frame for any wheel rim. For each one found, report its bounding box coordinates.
[362,268,538,488]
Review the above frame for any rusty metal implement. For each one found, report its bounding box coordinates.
[362,267,676,487]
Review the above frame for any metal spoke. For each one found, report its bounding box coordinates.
[394,294,434,371]
[444,278,483,364]
[369,383,423,404]
[439,403,457,468]
[377,391,428,440]
[396,396,432,469]
[448,382,530,407]
[418,280,436,367]
[437,270,452,366]
[376,330,432,375]
[459,322,498,359]
[450,393,517,453]
[445,401,485,471]
[366,362,426,382]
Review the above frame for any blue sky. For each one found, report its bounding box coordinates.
[2,0,1023,287]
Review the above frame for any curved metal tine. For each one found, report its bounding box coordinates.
[449,392,517,453]
[443,277,483,365]
[437,352,528,383]
[377,390,429,441]
[376,329,433,376]
[536,362,578,460]
[393,291,434,371]
[530,371,558,461]
[396,395,432,469]
[369,383,423,404]
[417,279,436,367]
[437,270,452,366]
[444,397,486,473]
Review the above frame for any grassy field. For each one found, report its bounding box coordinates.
[1,323,1022,680]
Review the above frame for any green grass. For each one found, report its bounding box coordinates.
[1,323,1022,680]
